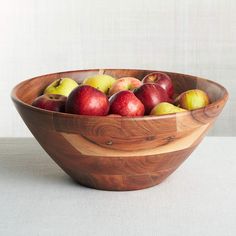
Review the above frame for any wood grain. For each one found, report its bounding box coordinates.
[11,69,228,190]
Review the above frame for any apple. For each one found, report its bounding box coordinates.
[109,90,145,117]
[44,78,78,97]
[142,72,174,98]
[150,102,186,116]
[66,85,110,116]
[133,83,169,114]
[175,89,210,110]
[108,77,142,96]
[82,74,116,94]
[32,94,67,112]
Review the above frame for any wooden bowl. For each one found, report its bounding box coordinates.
[11,69,228,191]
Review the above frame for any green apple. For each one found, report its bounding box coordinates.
[175,89,210,110]
[44,78,78,97]
[150,102,186,115]
[82,74,116,94]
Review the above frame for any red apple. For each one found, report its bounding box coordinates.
[109,90,145,117]
[108,77,142,96]
[134,84,169,114]
[66,85,109,116]
[32,94,67,112]
[142,72,174,98]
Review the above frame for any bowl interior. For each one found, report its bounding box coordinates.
[13,69,227,107]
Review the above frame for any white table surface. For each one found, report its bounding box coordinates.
[0,137,235,236]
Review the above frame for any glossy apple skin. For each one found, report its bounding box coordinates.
[134,84,169,114]
[32,94,67,112]
[175,89,210,110]
[142,72,174,98]
[66,85,110,116]
[150,102,186,116]
[109,77,142,96]
[82,74,116,94]
[44,78,78,97]
[109,90,145,117]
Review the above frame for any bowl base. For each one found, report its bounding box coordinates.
[69,167,177,191]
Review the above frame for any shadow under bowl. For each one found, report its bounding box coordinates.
[11,69,228,190]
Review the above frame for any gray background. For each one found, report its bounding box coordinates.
[0,0,235,137]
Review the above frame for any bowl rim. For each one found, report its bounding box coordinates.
[11,68,229,121]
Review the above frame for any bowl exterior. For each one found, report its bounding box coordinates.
[12,69,228,190]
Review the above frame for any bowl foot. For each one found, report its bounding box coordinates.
[69,168,176,191]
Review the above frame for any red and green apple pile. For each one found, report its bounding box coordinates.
[32,72,210,117]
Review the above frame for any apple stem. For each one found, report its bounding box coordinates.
[55,78,62,87]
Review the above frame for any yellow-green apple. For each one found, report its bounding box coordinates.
[109,90,145,117]
[108,77,142,96]
[44,78,78,97]
[32,94,67,112]
[133,84,169,114]
[82,74,116,94]
[175,89,210,110]
[142,72,174,98]
[66,85,109,116]
[150,102,186,115]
